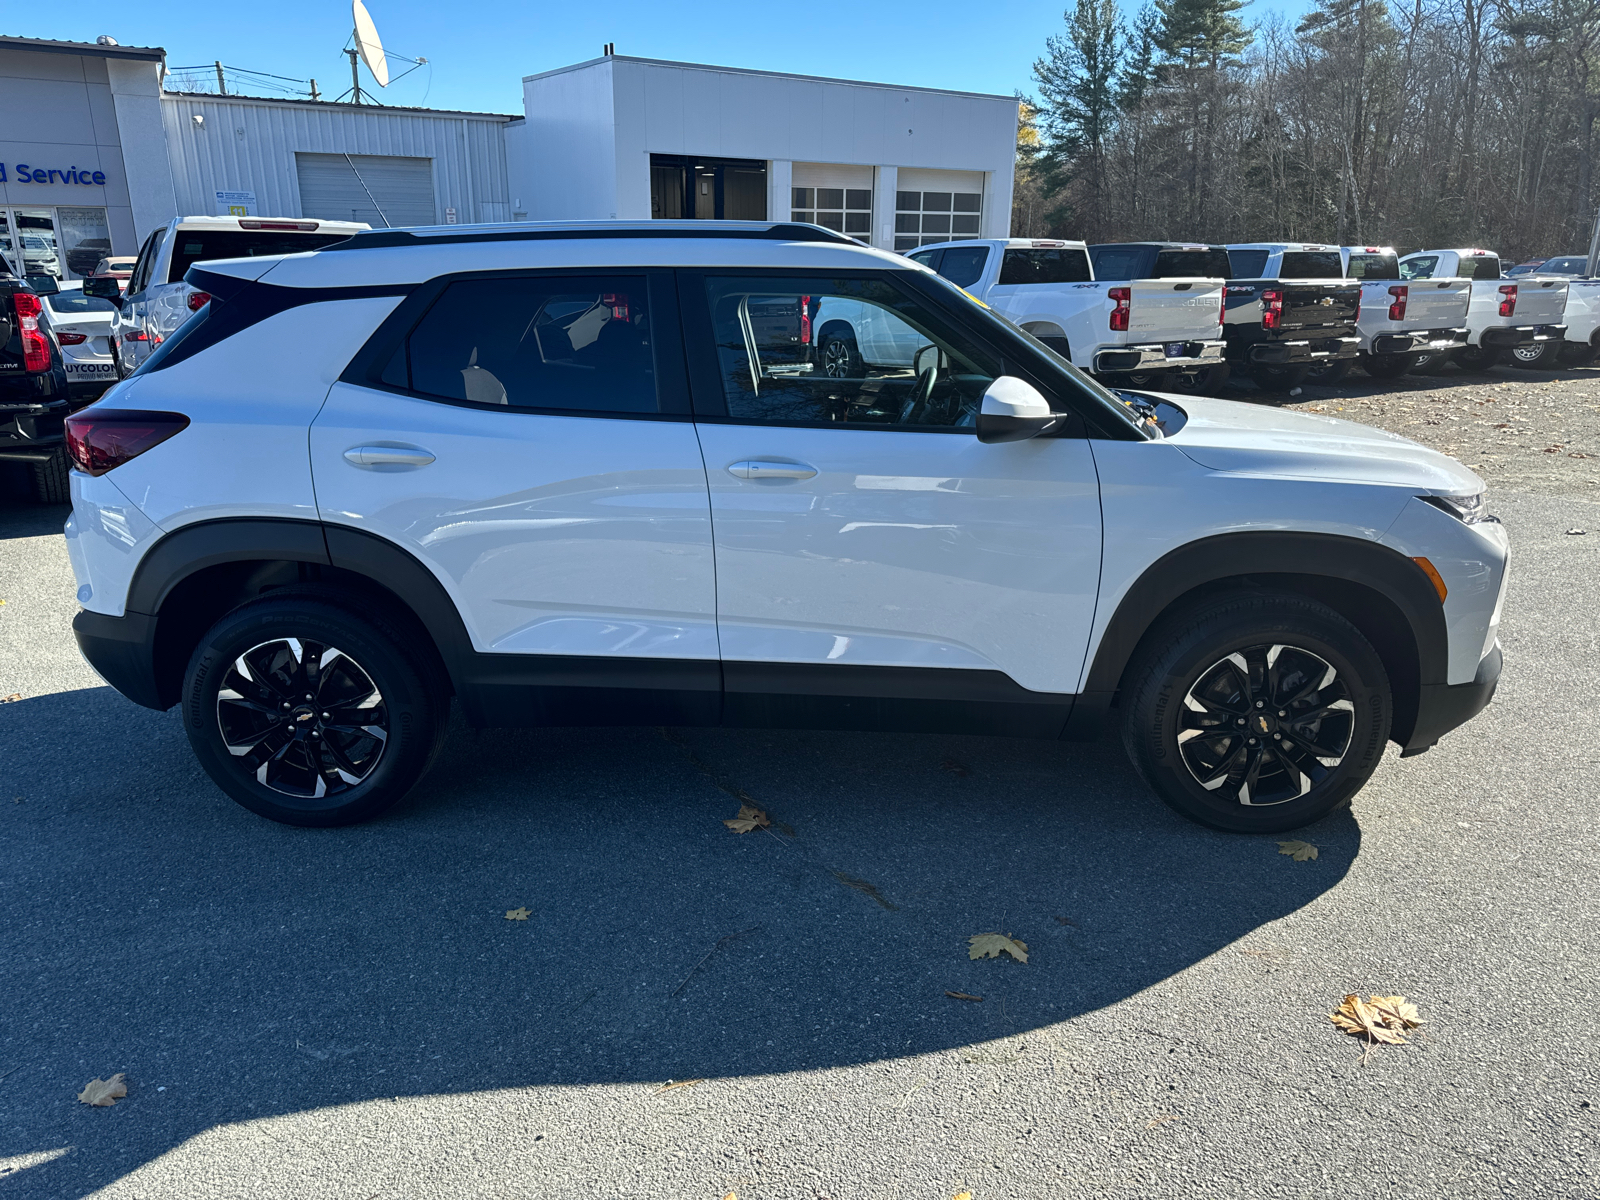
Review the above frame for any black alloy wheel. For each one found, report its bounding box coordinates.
[1303,359,1352,385]
[818,333,862,380]
[1121,592,1390,832]
[184,595,447,826]
[1454,344,1503,372]
[1361,351,1421,380]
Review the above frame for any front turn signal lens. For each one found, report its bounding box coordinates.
[1411,556,1449,603]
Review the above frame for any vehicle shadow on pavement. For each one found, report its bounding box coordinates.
[1,685,1358,1196]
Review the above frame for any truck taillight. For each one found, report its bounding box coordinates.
[64,409,191,477]
[799,295,811,344]
[1387,285,1407,321]
[1261,288,1284,330]
[187,291,212,312]
[1108,287,1131,332]
[13,291,51,372]
[1498,284,1517,317]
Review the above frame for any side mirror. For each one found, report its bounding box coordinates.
[82,275,123,305]
[975,376,1061,444]
[25,274,60,296]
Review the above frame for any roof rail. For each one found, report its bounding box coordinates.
[325,220,859,252]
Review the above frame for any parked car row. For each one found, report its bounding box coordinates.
[906,238,1589,391]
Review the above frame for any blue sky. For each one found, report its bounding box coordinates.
[18,0,1305,115]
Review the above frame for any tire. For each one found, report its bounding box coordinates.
[182,595,448,827]
[1166,363,1232,396]
[29,449,71,504]
[1120,591,1391,833]
[1410,349,1453,374]
[817,331,862,380]
[1508,340,1559,370]
[1247,363,1311,392]
[1303,359,1352,385]
[1360,351,1419,380]
[1120,371,1171,391]
[1453,344,1503,372]
[1557,341,1599,368]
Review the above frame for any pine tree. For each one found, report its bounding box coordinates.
[1156,0,1252,233]
[1033,0,1125,238]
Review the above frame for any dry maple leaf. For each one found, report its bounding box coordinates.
[505,907,531,921]
[1,693,21,704]
[1330,993,1419,1051]
[1277,840,1319,862]
[954,1193,974,1200]
[1369,995,1423,1030]
[723,804,770,834]
[968,933,1028,963]
[78,1074,127,1106]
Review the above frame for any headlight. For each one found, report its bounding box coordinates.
[1422,492,1491,524]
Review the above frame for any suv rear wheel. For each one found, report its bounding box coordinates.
[183,596,448,826]
[1120,592,1391,833]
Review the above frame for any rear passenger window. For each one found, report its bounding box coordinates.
[1227,249,1270,278]
[401,275,658,413]
[936,245,990,288]
[998,248,1091,285]
[1089,247,1144,280]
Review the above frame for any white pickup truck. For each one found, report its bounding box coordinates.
[1340,246,1471,379]
[1559,277,1600,366]
[1397,248,1568,371]
[902,239,1227,388]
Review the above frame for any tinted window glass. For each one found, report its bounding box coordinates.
[405,275,658,413]
[908,250,940,268]
[45,290,118,315]
[704,275,999,428]
[1346,253,1400,280]
[936,245,990,287]
[998,248,1091,285]
[1550,257,1587,274]
[1279,251,1345,278]
[1459,255,1501,281]
[1400,256,1437,280]
[1227,249,1270,278]
[1152,248,1231,277]
[1089,247,1145,280]
[167,231,353,282]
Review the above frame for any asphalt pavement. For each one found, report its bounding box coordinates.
[1,472,1596,1199]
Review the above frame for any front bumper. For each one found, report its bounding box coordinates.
[1479,324,1567,348]
[73,607,168,710]
[1371,327,1469,356]
[1401,643,1502,756]
[1093,340,1227,374]
[1243,335,1360,365]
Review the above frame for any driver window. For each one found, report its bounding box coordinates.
[703,275,999,429]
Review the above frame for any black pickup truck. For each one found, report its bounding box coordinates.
[1221,244,1362,390]
[0,272,74,502]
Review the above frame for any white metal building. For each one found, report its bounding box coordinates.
[510,56,1019,253]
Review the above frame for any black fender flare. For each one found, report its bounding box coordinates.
[1071,531,1447,742]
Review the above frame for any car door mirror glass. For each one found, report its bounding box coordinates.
[976,376,1060,443]
[81,275,122,303]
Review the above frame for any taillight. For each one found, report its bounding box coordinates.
[57,331,89,345]
[1218,290,1226,328]
[14,291,51,372]
[123,329,149,342]
[1108,286,1131,332]
[63,409,191,477]
[1498,284,1517,317]
[1261,288,1284,330]
[187,291,212,312]
[799,295,811,345]
[1387,285,1407,321]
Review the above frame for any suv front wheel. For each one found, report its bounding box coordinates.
[183,596,448,826]
[1121,593,1391,833]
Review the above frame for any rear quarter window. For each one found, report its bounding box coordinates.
[998,248,1092,286]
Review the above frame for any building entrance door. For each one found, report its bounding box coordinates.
[649,155,766,221]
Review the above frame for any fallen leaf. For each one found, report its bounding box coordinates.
[1277,840,1318,862]
[954,1193,974,1200]
[724,1193,737,1200]
[656,1078,703,1093]
[945,990,984,1002]
[968,933,1028,963]
[505,907,530,921]
[723,803,770,834]
[940,758,971,778]
[0,693,20,703]
[1368,994,1423,1031]
[1147,1114,1181,1130]
[1330,993,1423,1059]
[78,1074,127,1106]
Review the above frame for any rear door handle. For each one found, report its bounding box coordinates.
[727,460,818,480]
[343,444,436,468]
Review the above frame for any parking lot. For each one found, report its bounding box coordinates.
[1,366,1597,1200]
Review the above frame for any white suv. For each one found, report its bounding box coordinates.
[61,220,1507,832]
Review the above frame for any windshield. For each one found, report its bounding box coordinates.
[166,230,355,282]
[46,290,118,315]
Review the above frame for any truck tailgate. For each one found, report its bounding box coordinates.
[1398,278,1471,326]
[1125,279,1223,342]
[1508,277,1569,323]
[1281,281,1361,328]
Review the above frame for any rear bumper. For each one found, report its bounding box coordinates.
[1093,340,1227,374]
[0,405,67,461]
[1242,335,1360,365]
[1371,327,1469,356]
[1400,643,1502,756]
[73,607,168,711]
[1479,324,1567,348]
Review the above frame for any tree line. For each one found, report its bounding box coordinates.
[1013,0,1600,260]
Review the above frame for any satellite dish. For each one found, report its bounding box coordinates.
[352,0,389,87]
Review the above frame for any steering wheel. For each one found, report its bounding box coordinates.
[898,349,940,424]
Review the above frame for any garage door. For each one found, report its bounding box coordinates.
[294,153,436,229]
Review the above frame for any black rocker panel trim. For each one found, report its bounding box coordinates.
[1075,530,1450,743]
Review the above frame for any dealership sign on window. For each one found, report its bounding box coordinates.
[215,190,257,217]
[0,163,108,185]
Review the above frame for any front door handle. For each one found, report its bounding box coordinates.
[343,444,436,468]
[727,460,818,480]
